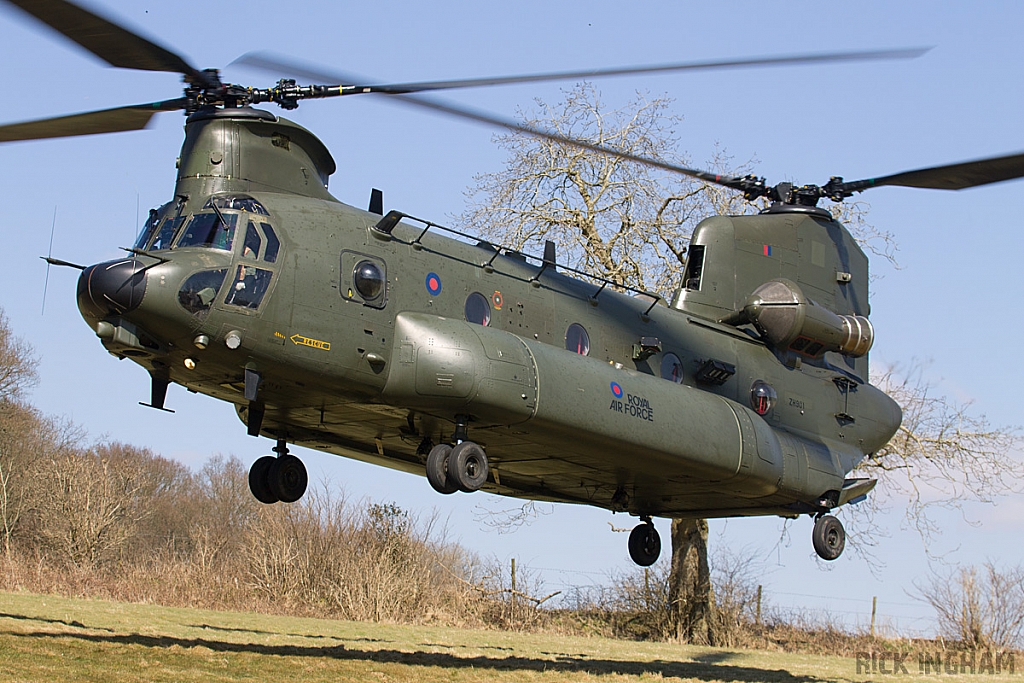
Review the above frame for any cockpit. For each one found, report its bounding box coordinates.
[134,194,282,315]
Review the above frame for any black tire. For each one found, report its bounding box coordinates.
[248,455,279,504]
[812,514,846,561]
[449,441,489,492]
[628,522,661,567]
[425,444,459,494]
[268,454,308,503]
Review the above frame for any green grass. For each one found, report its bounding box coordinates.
[0,590,1015,682]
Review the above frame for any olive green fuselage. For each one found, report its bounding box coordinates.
[81,108,901,520]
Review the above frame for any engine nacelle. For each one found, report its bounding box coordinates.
[738,279,874,358]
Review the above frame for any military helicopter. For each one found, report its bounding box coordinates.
[5,0,1024,566]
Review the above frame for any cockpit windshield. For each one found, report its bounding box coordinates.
[176,212,239,251]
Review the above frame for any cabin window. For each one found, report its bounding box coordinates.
[565,323,590,356]
[177,269,227,314]
[660,353,684,383]
[750,380,777,416]
[225,265,273,309]
[353,260,386,302]
[177,212,239,251]
[465,292,491,326]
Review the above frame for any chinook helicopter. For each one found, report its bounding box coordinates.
[5,0,1024,566]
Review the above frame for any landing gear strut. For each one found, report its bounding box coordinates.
[248,439,308,504]
[628,518,661,566]
[425,416,489,494]
[812,514,845,560]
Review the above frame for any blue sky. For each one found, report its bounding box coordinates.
[1,0,1022,635]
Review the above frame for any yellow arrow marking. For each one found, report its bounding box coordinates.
[290,334,331,351]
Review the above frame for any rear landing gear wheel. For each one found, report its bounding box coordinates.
[449,441,488,492]
[268,454,308,503]
[628,521,661,567]
[812,514,845,561]
[248,455,279,504]
[426,444,459,494]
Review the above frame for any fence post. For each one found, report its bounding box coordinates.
[756,585,762,627]
[511,557,517,624]
[870,596,877,637]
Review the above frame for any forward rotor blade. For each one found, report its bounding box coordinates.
[235,47,929,95]
[2,0,206,82]
[238,59,737,183]
[849,151,1024,192]
[0,98,187,143]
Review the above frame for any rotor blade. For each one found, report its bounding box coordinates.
[0,98,187,142]
[237,59,744,187]
[847,151,1024,192]
[2,0,207,82]
[234,47,930,95]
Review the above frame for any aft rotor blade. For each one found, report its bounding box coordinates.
[844,151,1024,193]
[235,47,930,95]
[2,0,207,82]
[0,98,187,143]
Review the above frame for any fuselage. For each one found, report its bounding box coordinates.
[76,107,901,521]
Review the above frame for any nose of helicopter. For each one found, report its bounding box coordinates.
[76,258,149,323]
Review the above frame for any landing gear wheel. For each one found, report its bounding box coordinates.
[248,455,279,504]
[268,454,308,503]
[449,441,489,492]
[628,522,661,567]
[426,444,459,494]
[812,514,845,561]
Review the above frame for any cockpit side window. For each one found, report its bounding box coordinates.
[177,212,239,251]
[262,223,280,263]
[225,265,273,309]
[243,221,263,260]
[135,208,162,250]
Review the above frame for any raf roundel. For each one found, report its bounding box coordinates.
[425,272,442,296]
[610,381,624,398]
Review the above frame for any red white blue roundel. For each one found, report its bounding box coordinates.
[425,272,442,296]
[610,381,623,398]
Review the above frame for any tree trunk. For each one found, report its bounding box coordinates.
[668,517,716,644]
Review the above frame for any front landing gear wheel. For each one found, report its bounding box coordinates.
[628,522,661,567]
[248,455,279,504]
[449,441,488,492]
[812,514,846,561]
[269,454,308,503]
[426,444,459,494]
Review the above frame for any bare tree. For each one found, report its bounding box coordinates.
[918,562,1024,649]
[0,309,37,403]
[853,364,1022,551]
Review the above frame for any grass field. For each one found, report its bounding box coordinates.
[0,590,1015,682]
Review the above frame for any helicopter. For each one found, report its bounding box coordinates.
[4,0,1024,566]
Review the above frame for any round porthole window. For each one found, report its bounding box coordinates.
[750,380,777,416]
[465,292,491,326]
[565,323,590,356]
[660,353,684,383]
[353,260,385,301]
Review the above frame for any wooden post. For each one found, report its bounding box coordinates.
[870,596,877,637]
[756,585,762,627]
[510,557,517,624]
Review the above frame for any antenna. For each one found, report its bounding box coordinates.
[40,206,57,315]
